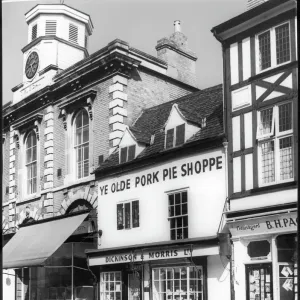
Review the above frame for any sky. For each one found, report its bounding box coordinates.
[2,0,247,104]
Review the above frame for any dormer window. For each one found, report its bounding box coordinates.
[69,23,78,44]
[120,145,136,163]
[31,24,37,41]
[166,124,185,149]
[45,20,57,36]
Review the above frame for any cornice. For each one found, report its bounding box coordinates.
[22,36,89,57]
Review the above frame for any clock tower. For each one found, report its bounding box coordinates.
[12,4,93,104]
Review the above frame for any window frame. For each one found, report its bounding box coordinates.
[120,144,136,164]
[100,272,122,300]
[167,189,188,240]
[25,130,38,196]
[117,199,139,230]
[165,123,186,149]
[257,101,294,187]
[256,21,291,74]
[152,266,204,300]
[73,109,90,180]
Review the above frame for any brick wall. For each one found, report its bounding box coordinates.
[53,105,65,188]
[126,69,195,125]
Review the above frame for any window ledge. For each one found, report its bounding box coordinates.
[63,174,95,190]
[18,193,41,204]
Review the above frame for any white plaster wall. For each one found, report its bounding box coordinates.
[242,38,251,81]
[244,112,252,148]
[57,42,85,70]
[232,116,240,152]
[98,149,226,248]
[3,269,15,300]
[207,255,230,300]
[230,188,297,211]
[119,130,145,157]
[245,153,253,190]
[230,43,239,85]
[165,106,200,142]
[233,156,241,193]
[231,85,251,111]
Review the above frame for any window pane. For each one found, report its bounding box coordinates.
[26,148,31,164]
[261,140,275,183]
[120,147,128,163]
[166,129,174,149]
[170,218,176,230]
[175,193,180,205]
[27,133,32,148]
[117,204,123,230]
[32,145,37,161]
[77,147,82,163]
[76,128,82,145]
[279,103,292,132]
[124,202,131,229]
[276,23,290,64]
[128,145,136,161]
[279,137,293,180]
[83,126,89,143]
[78,162,82,179]
[82,110,89,126]
[32,162,37,177]
[259,31,271,70]
[84,145,89,160]
[259,108,273,135]
[132,200,139,228]
[175,124,185,146]
[83,160,89,177]
[169,206,174,217]
[169,194,174,205]
[182,204,188,215]
[182,191,187,203]
[76,111,82,128]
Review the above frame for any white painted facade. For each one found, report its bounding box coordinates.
[91,147,230,300]
[3,269,15,300]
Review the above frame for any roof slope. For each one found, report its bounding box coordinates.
[95,84,224,172]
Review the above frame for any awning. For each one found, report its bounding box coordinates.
[3,213,89,269]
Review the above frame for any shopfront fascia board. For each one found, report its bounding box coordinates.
[228,211,297,239]
[88,244,219,267]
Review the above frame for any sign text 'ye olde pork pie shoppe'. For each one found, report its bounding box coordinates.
[99,156,223,195]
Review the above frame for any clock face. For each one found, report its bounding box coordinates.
[25,51,39,79]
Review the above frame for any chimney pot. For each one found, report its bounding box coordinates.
[174,20,181,33]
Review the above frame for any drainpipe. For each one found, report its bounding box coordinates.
[223,140,229,210]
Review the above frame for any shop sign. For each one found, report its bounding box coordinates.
[89,245,218,266]
[229,212,297,237]
[99,156,223,196]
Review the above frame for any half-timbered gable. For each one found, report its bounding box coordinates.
[212,0,297,203]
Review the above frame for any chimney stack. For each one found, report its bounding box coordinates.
[156,21,197,87]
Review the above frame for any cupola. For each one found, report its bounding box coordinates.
[12,4,93,104]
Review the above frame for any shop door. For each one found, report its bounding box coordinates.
[128,274,140,300]
[246,263,273,300]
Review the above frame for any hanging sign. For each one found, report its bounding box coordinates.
[229,212,297,237]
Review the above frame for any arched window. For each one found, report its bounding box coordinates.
[75,110,89,179]
[26,131,37,194]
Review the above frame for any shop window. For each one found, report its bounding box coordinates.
[117,200,139,230]
[100,272,122,300]
[74,109,89,179]
[277,234,297,300]
[246,264,272,300]
[257,102,294,186]
[168,190,188,240]
[247,240,270,259]
[256,22,291,72]
[152,266,203,300]
[26,131,37,195]
[120,145,136,163]
[166,124,185,149]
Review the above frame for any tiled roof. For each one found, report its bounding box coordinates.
[96,84,223,172]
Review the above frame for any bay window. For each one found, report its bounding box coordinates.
[257,22,291,72]
[257,102,294,186]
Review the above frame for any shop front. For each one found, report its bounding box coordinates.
[86,238,229,300]
[3,210,98,300]
[227,210,298,300]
